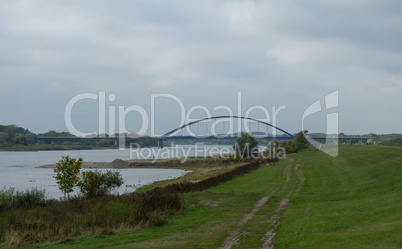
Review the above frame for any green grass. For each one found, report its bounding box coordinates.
[0,189,182,247]
[23,146,402,248]
[31,161,285,249]
[275,146,402,249]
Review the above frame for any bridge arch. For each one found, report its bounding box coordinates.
[159,115,293,140]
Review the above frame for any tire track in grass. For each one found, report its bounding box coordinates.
[262,162,304,249]
[261,197,289,249]
[218,164,293,249]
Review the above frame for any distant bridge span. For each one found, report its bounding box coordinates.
[158,115,293,147]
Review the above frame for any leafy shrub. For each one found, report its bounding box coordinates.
[78,170,124,198]
[282,140,299,154]
[0,186,15,207]
[53,156,82,199]
[12,187,46,208]
[233,132,259,159]
[0,187,46,209]
[293,130,309,150]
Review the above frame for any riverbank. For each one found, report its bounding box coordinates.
[0,158,275,247]
[38,158,249,193]
[37,157,236,171]
[30,145,402,248]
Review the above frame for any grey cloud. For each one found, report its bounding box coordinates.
[0,0,401,134]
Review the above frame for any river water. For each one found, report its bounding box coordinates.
[0,144,247,199]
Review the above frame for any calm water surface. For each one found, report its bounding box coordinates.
[0,145,244,199]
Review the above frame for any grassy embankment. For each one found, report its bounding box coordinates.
[130,159,248,192]
[0,158,277,247]
[29,145,402,249]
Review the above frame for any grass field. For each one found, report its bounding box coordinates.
[27,146,402,248]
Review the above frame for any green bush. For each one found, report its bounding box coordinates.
[0,186,15,206]
[282,140,299,154]
[12,187,46,208]
[0,187,46,209]
[293,130,309,150]
[78,170,124,198]
[233,132,259,159]
[53,156,82,199]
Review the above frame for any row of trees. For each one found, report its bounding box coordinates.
[0,125,37,145]
[0,125,158,148]
[233,130,310,159]
[0,125,74,146]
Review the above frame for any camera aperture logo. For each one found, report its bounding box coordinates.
[302,91,339,157]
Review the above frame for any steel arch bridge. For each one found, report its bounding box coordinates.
[158,116,293,147]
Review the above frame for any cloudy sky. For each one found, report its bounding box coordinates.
[0,0,401,136]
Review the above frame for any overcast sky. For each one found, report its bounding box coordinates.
[0,0,401,135]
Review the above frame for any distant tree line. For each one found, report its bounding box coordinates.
[0,125,37,145]
[0,125,158,148]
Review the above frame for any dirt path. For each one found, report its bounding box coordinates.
[261,197,289,249]
[261,162,304,249]
[219,161,304,249]
[218,195,273,249]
